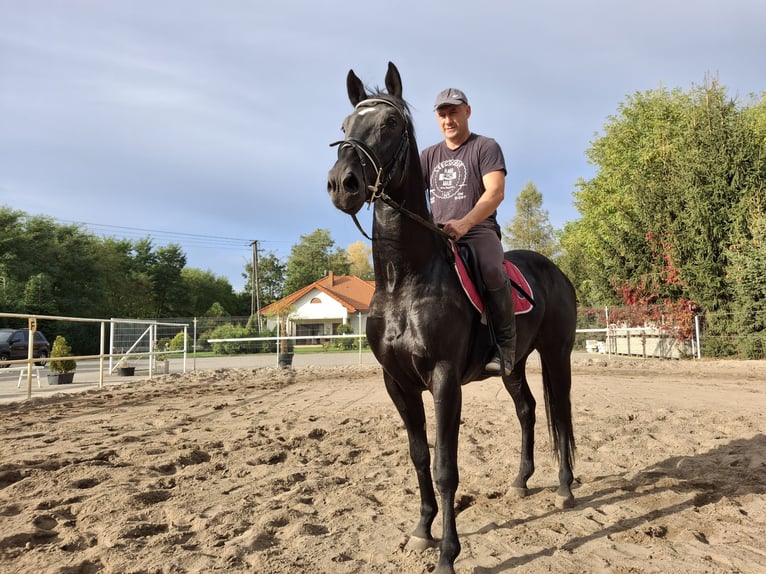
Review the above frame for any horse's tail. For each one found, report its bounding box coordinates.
[540,360,576,469]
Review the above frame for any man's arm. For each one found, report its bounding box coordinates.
[442,170,505,240]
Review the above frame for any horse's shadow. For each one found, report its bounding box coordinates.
[467,433,766,573]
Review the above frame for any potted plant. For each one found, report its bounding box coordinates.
[276,311,296,368]
[47,335,76,385]
[336,322,355,350]
[154,341,170,374]
[265,303,295,368]
[155,353,169,374]
[116,356,135,376]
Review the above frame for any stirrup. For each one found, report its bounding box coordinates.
[485,354,512,376]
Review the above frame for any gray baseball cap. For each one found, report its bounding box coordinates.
[433,88,469,110]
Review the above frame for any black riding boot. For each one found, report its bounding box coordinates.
[484,282,517,376]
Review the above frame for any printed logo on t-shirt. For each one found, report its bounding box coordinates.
[430,159,467,203]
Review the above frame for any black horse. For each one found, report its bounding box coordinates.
[327,62,577,574]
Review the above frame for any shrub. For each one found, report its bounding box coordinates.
[335,323,354,349]
[169,332,185,351]
[49,335,76,374]
[207,323,252,355]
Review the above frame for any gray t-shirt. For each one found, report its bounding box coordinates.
[420,133,506,230]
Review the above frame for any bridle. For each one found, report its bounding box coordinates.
[330,98,410,201]
[330,98,450,241]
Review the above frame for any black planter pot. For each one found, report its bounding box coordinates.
[118,366,135,377]
[278,352,294,368]
[47,372,75,385]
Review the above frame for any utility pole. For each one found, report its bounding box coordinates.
[250,240,262,331]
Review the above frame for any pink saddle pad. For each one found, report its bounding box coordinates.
[452,242,534,315]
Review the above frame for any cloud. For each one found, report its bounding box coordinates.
[1,0,764,288]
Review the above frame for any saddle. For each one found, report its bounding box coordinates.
[451,241,535,316]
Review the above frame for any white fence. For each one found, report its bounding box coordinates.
[1,312,190,400]
[210,322,703,363]
[3,308,706,401]
[581,324,700,359]
[109,318,190,373]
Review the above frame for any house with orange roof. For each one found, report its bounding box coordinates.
[259,272,374,344]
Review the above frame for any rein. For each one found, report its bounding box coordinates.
[377,192,452,241]
[329,98,451,242]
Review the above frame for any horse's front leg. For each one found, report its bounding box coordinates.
[431,366,463,574]
[503,363,537,498]
[383,373,438,549]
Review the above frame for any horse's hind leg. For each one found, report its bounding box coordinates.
[540,353,576,508]
[383,373,438,550]
[502,358,536,498]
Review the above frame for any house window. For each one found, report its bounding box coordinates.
[296,323,324,345]
[310,297,322,304]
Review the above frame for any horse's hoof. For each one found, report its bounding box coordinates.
[507,485,529,499]
[404,535,436,552]
[556,493,575,509]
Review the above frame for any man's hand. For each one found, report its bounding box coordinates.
[443,218,473,241]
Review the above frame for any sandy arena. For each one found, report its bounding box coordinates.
[1,354,765,573]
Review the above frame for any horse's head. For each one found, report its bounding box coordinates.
[327,62,413,216]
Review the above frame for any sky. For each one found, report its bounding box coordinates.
[2,1,764,292]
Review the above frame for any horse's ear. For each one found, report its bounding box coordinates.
[384,62,402,99]
[347,69,367,107]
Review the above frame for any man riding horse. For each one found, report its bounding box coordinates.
[420,87,516,376]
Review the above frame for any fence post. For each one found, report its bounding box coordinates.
[694,314,702,359]
[357,312,363,364]
[193,318,197,371]
[26,317,36,400]
[99,321,105,389]
[109,320,116,373]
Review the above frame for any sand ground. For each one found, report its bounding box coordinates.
[1,354,764,573]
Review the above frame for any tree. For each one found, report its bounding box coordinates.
[347,241,373,279]
[242,250,286,309]
[0,207,245,323]
[564,79,760,305]
[181,268,240,317]
[725,94,766,358]
[560,77,766,355]
[96,237,150,318]
[284,229,349,293]
[22,273,56,315]
[727,211,766,358]
[502,181,557,257]
[148,244,187,318]
[557,220,597,306]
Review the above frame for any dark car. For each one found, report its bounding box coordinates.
[0,328,51,367]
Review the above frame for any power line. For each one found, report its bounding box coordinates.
[61,219,248,244]
[55,219,283,252]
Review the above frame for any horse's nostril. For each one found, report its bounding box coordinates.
[343,173,358,193]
